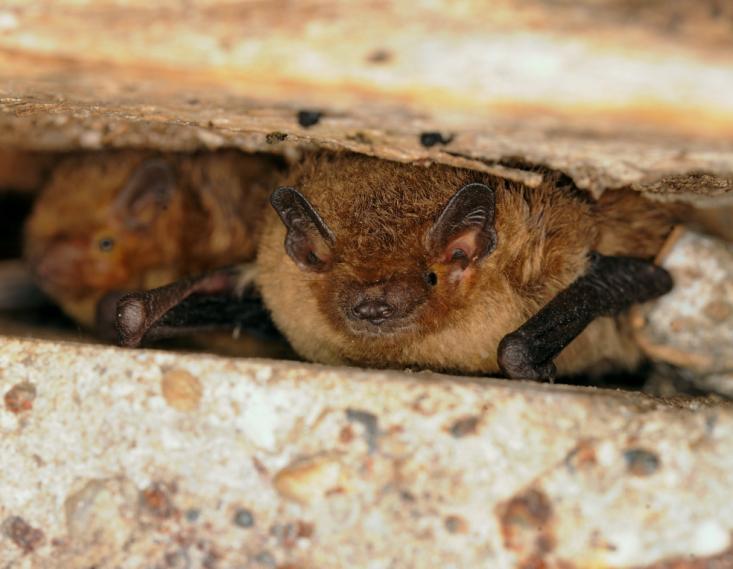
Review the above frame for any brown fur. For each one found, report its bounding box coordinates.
[0,148,57,192]
[25,149,279,326]
[258,152,685,377]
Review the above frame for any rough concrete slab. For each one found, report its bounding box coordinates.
[633,229,733,399]
[1,336,733,567]
[635,229,733,375]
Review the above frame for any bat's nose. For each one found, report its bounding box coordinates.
[352,299,395,325]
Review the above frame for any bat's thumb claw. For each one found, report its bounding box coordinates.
[115,294,150,348]
[498,334,556,382]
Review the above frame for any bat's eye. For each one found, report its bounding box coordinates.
[450,248,467,262]
[306,251,320,266]
[98,237,115,252]
[425,271,438,286]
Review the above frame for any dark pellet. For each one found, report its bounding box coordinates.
[297,110,322,128]
[420,131,454,148]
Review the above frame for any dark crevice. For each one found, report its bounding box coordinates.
[0,192,33,260]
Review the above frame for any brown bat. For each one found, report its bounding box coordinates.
[24,149,280,331]
[118,152,686,381]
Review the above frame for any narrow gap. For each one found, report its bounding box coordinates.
[0,147,726,396]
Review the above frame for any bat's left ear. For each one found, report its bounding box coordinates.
[426,182,497,266]
[270,187,335,272]
[113,158,176,230]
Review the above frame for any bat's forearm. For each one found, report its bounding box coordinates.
[114,264,256,347]
[498,253,673,381]
[151,293,281,341]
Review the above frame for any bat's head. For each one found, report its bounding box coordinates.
[264,156,499,366]
[25,156,180,303]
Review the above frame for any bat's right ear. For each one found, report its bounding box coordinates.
[427,182,497,265]
[270,187,335,272]
[113,158,176,230]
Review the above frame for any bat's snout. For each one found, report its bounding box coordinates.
[351,298,396,325]
[30,241,85,292]
[341,275,427,338]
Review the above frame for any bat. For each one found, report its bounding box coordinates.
[117,152,685,381]
[24,149,281,332]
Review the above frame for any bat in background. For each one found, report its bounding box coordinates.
[116,152,687,381]
[24,149,281,335]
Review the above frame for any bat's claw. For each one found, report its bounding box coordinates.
[498,334,556,382]
[116,293,150,348]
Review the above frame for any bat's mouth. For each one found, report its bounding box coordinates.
[344,314,418,338]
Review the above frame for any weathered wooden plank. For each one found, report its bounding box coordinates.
[0,1,732,196]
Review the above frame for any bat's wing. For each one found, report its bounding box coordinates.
[498,253,673,381]
[112,264,281,348]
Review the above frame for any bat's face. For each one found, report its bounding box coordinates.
[25,228,132,298]
[25,156,179,301]
[268,181,498,360]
